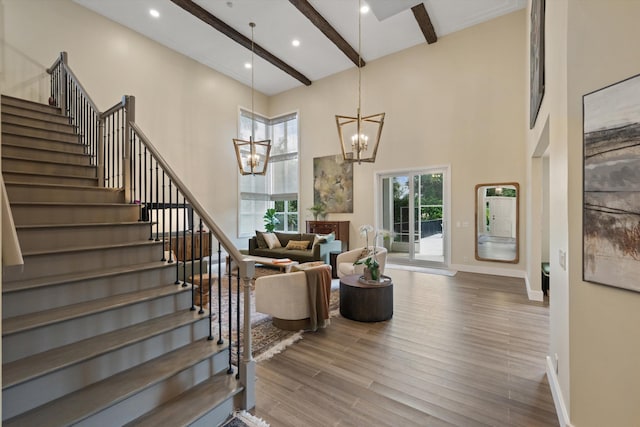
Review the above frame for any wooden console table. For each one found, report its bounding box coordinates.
[306,220,350,251]
[166,232,210,262]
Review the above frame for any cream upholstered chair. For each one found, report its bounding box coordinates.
[336,246,387,279]
[254,264,331,331]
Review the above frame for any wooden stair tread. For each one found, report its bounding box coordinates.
[2,310,207,389]
[1,95,62,112]
[1,112,76,134]
[4,181,121,192]
[3,338,228,427]
[2,260,175,294]
[1,170,98,181]
[16,221,147,230]
[1,142,90,158]
[18,239,162,258]
[3,284,188,336]
[126,372,242,427]
[1,121,79,138]
[2,153,94,168]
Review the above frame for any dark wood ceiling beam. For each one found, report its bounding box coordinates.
[411,3,437,44]
[289,0,365,67]
[169,0,311,86]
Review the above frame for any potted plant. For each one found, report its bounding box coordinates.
[263,208,280,232]
[308,203,326,221]
[355,224,380,281]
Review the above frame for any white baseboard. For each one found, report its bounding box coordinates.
[449,263,525,278]
[525,275,545,301]
[546,355,573,427]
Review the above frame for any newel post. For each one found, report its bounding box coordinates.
[239,259,256,409]
[59,52,68,116]
[123,95,135,203]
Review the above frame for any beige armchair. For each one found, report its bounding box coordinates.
[255,264,332,331]
[336,246,387,278]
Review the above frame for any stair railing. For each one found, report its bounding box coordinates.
[46,52,257,409]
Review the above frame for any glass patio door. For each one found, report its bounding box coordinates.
[378,168,448,267]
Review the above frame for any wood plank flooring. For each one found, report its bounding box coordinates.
[252,269,558,427]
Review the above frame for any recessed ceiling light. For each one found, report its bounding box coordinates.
[360,4,370,14]
[292,39,300,47]
[149,9,160,18]
[244,62,252,69]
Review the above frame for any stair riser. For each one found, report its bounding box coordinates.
[1,134,86,154]
[2,171,97,187]
[78,352,230,427]
[2,113,76,134]
[15,223,150,253]
[10,204,140,226]
[3,123,80,143]
[2,319,210,420]
[2,145,91,166]
[3,242,163,282]
[1,104,69,125]
[1,96,61,115]
[2,289,192,363]
[190,400,236,427]
[6,184,123,204]
[3,264,178,318]
[3,157,96,178]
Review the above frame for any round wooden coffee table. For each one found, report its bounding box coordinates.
[339,274,393,322]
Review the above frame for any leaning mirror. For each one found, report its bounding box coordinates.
[475,183,519,263]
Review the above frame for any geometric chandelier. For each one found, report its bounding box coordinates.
[234,22,272,175]
[336,0,385,164]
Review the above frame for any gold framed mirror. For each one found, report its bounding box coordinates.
[475,182,519,263]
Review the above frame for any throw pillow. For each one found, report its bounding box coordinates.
[262,232,281,249]
[255,230,267,249]
[313,232,335,247]
[286,240,310,250]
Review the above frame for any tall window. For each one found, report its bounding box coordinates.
[238,110,299,237]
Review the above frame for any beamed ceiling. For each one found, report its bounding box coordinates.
[73,0,526,96]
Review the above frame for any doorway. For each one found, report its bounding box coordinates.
[377,167,450,268]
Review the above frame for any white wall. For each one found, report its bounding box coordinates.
[269,10,528,273]
[1,0,268,248]
[529,0,640,425]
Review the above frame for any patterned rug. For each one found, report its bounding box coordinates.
[211,267,339,362]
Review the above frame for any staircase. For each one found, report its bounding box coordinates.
[1,95,243,426]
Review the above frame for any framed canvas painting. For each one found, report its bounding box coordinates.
[530,0,545,129]
[313,154,353,213]
[583,73,640,292]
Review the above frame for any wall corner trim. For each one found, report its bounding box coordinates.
[546,355,573,427]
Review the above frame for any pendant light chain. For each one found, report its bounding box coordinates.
[357,0,362,114]
[250,22,255,143]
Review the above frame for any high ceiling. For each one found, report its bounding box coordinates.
[73,0,526,96]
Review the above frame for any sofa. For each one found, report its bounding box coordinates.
[248,231,341,264]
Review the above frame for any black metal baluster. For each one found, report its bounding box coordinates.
[148,151,154,240]
[182,196,187,287]
[190,207,195,310]
[155,162,160,242]
[236,269,241,379]
[198,218,204,314]
[168,180,173,265]
[208,232,214,341]
[161,171,166,261]
[217,242,223,345]
[227,260,233,374]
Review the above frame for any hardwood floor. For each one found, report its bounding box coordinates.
[252,269,558,427]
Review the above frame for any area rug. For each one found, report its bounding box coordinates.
[221,410,270,427]
[209,267,339,362]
